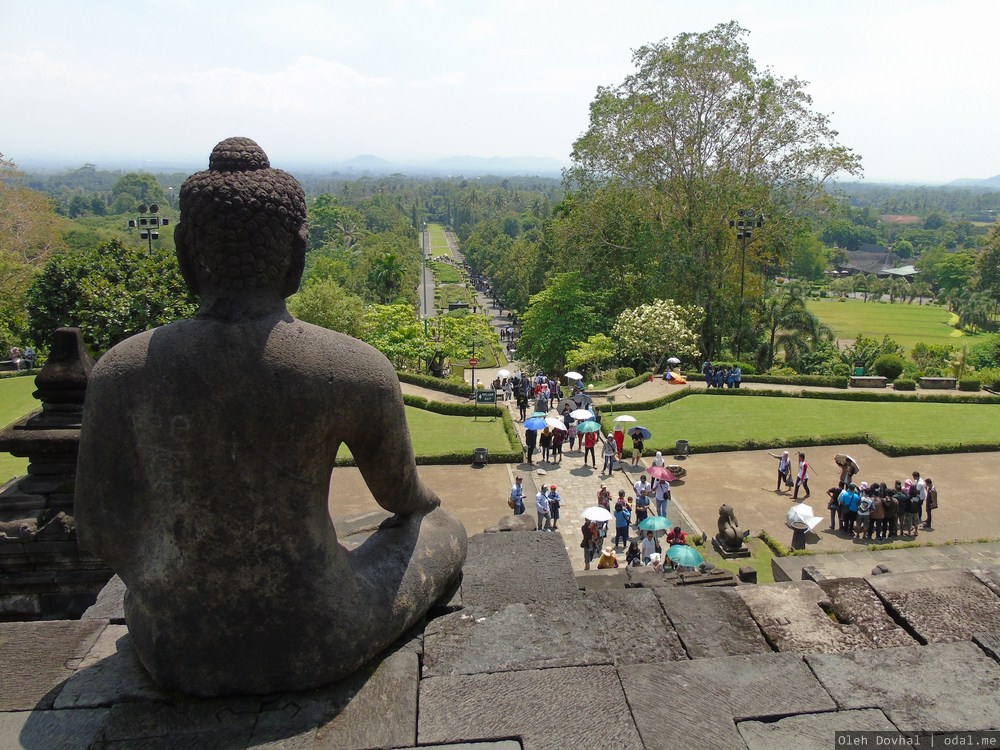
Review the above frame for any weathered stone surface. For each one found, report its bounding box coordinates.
[738,581,882,653]
[0,620,105,710]
[0,708,109,750]
[655,586,772,658]
[621,653,836,750]
[91,696,261,749]
[81,573,126,623]
[424,602,610,676]
[972,564,1000,597]
[244,649,419,750]
[807,642,1000,731]
[817,577,916,648]
[419,665,641,749]
[586,589,687,664]
[974,631,1000,663]
[738,709,897,750]
[484,514,536,533]
[625,563,662,587]
[575,569,628,590]
[54,625,165,708]
[867,569,1000,643]
[73,138,468,697]
[461,531,579,607]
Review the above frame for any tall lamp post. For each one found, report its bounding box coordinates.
[729,208,764,361]
[422,221,429,335]
[128,203,169,252]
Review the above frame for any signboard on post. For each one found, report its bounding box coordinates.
[473,388,497,421]
[468,357,479,367]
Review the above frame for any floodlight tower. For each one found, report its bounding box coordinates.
[729,208,765,361]
[127,203,170,252]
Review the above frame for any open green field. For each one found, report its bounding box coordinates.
[608,393,1000,453]
[807,298,985,351]
[427,223,450,254]
[0,377,510,479]
[430,260,463,284]
[0,377,38,482]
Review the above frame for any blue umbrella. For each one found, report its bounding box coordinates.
[575,420,602,433]
[666,544,704,567]
[629,426,652,440]
[639,516,673,531]
[524,417,547,430]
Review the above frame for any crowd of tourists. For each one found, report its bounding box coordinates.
[6,345,36,370]
[701,360,742,388]
[825,471,938,540]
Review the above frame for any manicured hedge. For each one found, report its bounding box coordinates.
[397,370,471,397]
[684,371,848,388]
[624,371,654,388]
[0,370,36,380]
[958,379,981,392]
[402,393,501,417]
[893,378,916,391]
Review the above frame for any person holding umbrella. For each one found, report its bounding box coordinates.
[580,519,599,570]
[524,427,537,465]
[630,427,646,465]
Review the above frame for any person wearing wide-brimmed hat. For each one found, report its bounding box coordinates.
[597,546,619,569]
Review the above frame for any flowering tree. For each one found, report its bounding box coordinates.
[613,299,703,372]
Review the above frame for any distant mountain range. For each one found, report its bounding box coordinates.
[298,154,569,178]
[948,175,1000,188]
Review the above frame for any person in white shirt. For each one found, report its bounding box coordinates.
[535,485,552,531]
[639,530,658,564]
[510,476,525,515]
[654,479,670,517]
[634,475,650,498]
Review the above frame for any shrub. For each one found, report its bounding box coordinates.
[893,378,916,391]
[397,370,471,397]
[625,371,654,388]
[614,366,636,383]
[871,353,905,380]
[958,378,981,392]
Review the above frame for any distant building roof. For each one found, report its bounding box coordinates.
[882,265,919,277]
[837,248,905,275]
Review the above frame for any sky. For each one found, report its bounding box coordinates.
[1,0,999,183]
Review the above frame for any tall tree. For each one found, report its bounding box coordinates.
[568,22,861,356]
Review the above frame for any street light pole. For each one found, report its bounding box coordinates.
[422,222,429,336]
[128,203,169,252]
[729,208,764,361]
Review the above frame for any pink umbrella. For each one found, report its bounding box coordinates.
[647,465,676,482]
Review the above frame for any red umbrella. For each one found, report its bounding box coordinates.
[647,465,676,482]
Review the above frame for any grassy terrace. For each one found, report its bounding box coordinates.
[607,393,1000,453]
[0,376,37,482]
[427,223,451,255]
[806,297,986,351]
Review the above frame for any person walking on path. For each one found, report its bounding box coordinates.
[510,476,526,515]
[654,478,670,518]
[535,485,553,531]
[793,452,810,499]
[613,502,631,547]
[601,433,617,476]
[923,478,937,530]
[583,429,598,469]
[768,450,792,492]
[547,485,562,530]
[525,428,537,465]
[630,428,644,466]
[581,520,599,570]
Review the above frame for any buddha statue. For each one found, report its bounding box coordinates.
[76,137,467,696]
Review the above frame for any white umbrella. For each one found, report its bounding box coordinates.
[545,417,567,431]
[569,408,594,420]
[582,506,613,523]
[497,368,512,378]
[613,415,637,423]
[565,371,583,380]
[786,503,823,532]
[666,357,681,365]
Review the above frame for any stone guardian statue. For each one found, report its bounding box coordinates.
[75,137,467,696]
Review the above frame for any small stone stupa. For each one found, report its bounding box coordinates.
[75,137,468,697]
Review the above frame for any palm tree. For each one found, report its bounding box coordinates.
[369,252,404,304]
[755,287,834,371]
[958,292,992,332]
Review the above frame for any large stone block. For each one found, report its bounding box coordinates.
[807,642,1000,731]
[586,589,688,664]
[461,532,579,607]
[737,581,882,653]
[0,620,106,710]
[81,574,126,623]
[621,653,836,750]
[55,625,165,708]
[738,708,897,750]
[655,586,772,658]
[419,665,642,749]
[867,569,1000,643]
[817,577,915,648]
[0,708,109,750]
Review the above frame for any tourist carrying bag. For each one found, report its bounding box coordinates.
[507,497,516,510]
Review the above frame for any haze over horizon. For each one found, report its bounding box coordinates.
[3,0,999,184]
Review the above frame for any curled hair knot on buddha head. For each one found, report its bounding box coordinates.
[176,137,307,298]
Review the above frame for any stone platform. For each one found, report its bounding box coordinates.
[2,523,1000,749]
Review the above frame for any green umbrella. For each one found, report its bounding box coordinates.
[666,544,704,567]
[638,516,673,532]
[575,420,602,433]
[531,411,548,418]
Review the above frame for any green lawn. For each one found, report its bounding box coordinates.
[430,261,463,284]
[427,223,450,254]
[807,298,985,351]
[609,393,1000,453]
[0,376,39,482]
